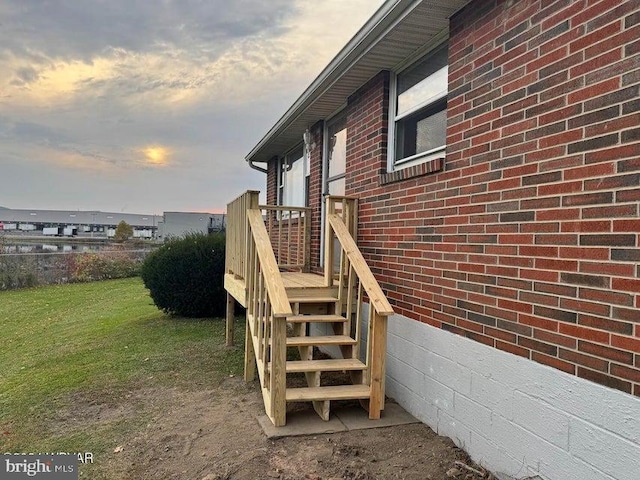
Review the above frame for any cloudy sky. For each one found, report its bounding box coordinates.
[0,0,383,214]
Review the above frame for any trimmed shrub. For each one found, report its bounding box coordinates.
[140,233,226,318]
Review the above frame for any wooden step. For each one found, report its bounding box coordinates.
[287,314,347,323]
[289,296,338,304]
[286,286,338,299]
[286,335,356,347]
[286,384,370,402]
[284,358,366,373]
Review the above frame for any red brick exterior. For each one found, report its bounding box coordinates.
[267,157,278,206]
[308,123,325,273]
[267,0,640,396]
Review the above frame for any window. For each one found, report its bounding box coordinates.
[324,114,346,196]
[389,43,448,169]
[278,145,309,207]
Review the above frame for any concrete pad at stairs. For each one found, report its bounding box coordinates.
[258,403,418,438]
[258,411,347,439]
[335,403,419,431]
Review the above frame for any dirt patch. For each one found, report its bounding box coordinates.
[50,389,138,437]
[70,377,495,480]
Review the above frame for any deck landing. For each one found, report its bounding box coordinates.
[225,272,330,307]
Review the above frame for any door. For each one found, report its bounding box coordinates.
[323,114,347,269]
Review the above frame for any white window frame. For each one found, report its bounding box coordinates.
[277,143,309,207]
[323,112,347,197]
[319,110,349,266]
[387,41,449,172]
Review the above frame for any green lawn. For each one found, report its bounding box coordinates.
[0,278,244,456]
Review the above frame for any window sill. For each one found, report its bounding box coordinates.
[379,157,444,185]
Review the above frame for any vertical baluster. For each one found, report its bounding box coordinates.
[263,300,271,382]
[257,271,265,361]
[346,264,355,338]
[252,250,260,326]
[365,302,374,385]
[297,210,302,268]
[278,210,283,267]
[304,209,311,272]
[246,232,255,317]
[354,281,363,360]
[287,209,292,267]
[324,198,335,287]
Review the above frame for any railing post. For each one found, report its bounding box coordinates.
[225,292,235,347]
[303,210,311,272]
[270,316,287,426]
[368,311,387,419]
[243,191,260,282]
[324,197,335,287]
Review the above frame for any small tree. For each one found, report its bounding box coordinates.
[114,220,133,242]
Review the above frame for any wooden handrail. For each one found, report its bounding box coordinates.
[259,205,312,213]
[246,209,292,318]
[327,213,394,316]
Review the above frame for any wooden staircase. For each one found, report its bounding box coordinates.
[284,293,367,420]
[225,191,393,426]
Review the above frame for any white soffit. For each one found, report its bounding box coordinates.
[245,0,470,166]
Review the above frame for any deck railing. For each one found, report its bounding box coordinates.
[262,205,311,271]
[244,209,291,427]
[324,196,394,419]
[226,191,311,278]
[225,190,260,281]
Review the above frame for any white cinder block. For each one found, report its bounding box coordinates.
[386,376,438,425]
[519,375,640,444]
[437,409,472,449]
[387,330,425,364]
[386,355,423,396]
[423,349,473,397]
[490,414,543,473]
[423,374,455,414]
[454,392,493,435]
[470,373,515,421]
[467,430,536,480]
[511,391,569,450]
[535,431,618,480]
[569,418,640,480]
[381,311,640,480]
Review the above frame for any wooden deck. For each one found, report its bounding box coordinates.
[225,272,333,307]
[281,272,328,289]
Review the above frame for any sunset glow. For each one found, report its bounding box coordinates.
[142,146,170,166]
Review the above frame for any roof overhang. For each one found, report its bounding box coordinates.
[245,0,470,168]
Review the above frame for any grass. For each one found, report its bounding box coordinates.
[0,277,244,458]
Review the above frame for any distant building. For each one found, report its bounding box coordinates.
[157,212,225,240]
[0,208,162,238]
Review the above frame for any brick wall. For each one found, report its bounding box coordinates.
[267,157,278,206]
[346,0,640,396]
[308,122,324,273]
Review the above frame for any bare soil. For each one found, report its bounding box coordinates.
[68,377,494,480]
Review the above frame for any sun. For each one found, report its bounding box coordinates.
[142,146,170,166]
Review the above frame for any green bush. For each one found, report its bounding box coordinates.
[140,233,226,318]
